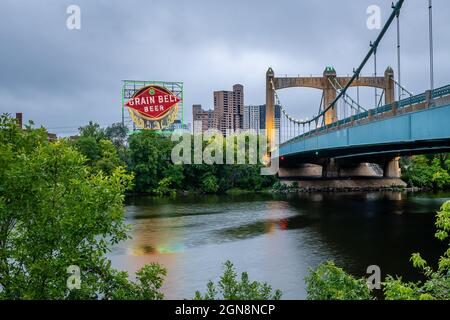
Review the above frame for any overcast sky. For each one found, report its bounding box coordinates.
[0,0,449,135]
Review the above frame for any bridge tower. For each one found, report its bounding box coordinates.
[265,66,396,140]
[323,66,338,124]
[266,67,275,151]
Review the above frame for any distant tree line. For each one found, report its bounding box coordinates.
[71,121,450,194]
[71,121,276,196]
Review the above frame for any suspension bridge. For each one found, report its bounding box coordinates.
[267,0,450,188]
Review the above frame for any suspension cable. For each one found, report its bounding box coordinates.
[429,0,434,91]
[270,0,404,136]
[328,78,367,112]
[374,47,378,107]
[392,78,413,97]
[396,7,402,100]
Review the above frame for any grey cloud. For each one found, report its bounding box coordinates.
[0,0,448,135]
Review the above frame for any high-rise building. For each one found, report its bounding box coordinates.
[192,104,214,133]
[233,84,244,131]
[243,105,261,132]
[213,84,244,135]
[243,104,281,134]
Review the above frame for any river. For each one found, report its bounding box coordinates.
[109,191,449,299]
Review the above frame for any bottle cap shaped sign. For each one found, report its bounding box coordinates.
[125,85,180,120]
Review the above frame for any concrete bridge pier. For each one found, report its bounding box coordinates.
[382,157,401,178]
[321,158,383,178]
[278,163,322,178]
[322,158,340,178]
[278,157,406,190]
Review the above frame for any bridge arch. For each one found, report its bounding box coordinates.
[266,66,395,135]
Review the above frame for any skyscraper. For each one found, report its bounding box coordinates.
[213,84,244,135]
[243,105,261,132]
[243,104,281,134]
[233,84,244,131]
[192,104,214,133]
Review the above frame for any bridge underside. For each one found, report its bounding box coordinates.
[277,101,450,190]
[280,139,450,167]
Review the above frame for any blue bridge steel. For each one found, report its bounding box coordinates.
[276,85,450,183]
[268,0,448,185]
[279,85,450,161]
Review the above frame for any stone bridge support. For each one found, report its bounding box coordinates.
[278,156,406,189]
[382,157,401,178]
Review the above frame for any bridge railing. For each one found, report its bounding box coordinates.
[398,93,426,109]
[281,84,450,147]
[432,84,450,99]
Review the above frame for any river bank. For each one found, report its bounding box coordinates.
[273,186,428,193]
[126,185,432,197]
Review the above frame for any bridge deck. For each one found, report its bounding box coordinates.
[279,86,450,161]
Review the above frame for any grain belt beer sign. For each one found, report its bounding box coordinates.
[125,85,180,130]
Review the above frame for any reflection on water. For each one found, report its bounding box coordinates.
[109,192,450,299]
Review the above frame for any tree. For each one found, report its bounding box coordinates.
[78,121,106,141]
[383,201,450,300]
[431,158,450,190]
[194,261,282,300]
[401,156,434,189]
[304,261,372,300]
[94,140,124,175]
[72,137,123,175]
[105,123,129,149]
[0,115,166,299]
[201,173,219,194]
[73,136,101,166]
[401,155,450,190]
[305,201,450,300]
[128,130,183,195]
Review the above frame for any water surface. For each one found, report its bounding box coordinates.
[110,192,449,299]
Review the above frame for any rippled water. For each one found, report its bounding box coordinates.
[109,192,449,299]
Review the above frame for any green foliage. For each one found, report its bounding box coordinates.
[73,122,125,175]
[128,130,181,195]
[154,177,177,197]
[73,136,100,164]
[94,140,124,175]
[78,121,106,141]
[0,115,166,299]
[306,201,450,300]
[103,263,167,300]
[304,261,372,300]
[272,181,289,191]
[201,173,219,194]
[73,137,123,175]
[432,168,450,190]
[383,200,450,300]
[401,155,450,190]
[105,123,129,149]
[127,131,275,195]
[194,261,282,300]
[382,276,434,300]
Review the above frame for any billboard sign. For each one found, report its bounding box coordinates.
[124,85,181,130]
